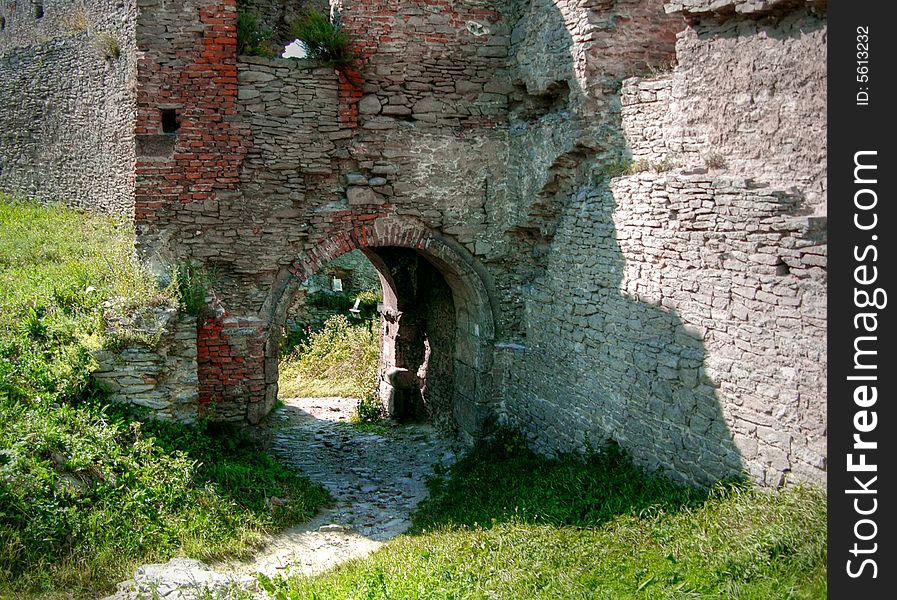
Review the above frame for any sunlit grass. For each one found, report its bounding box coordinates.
[278,314,379,401]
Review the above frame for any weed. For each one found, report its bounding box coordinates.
[171,262,212,319]
[102,327,164,353]
[352,393,383,424]
[625,158,652,175]
[288,8,357,66]
[63,4,89,34]
[594,156,678,183]
[92,31,120,59]
[704,151,727,169]
[646,57,677,76]
[654,155,676,172]
[236,10,276,57]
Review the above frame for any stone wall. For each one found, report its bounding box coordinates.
[2,0,827,487]
[93,311,200,422]
[0,0,137,214]
[500,0,826,486]
[623,2,827,211]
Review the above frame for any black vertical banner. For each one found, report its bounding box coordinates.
[828,2,896,597]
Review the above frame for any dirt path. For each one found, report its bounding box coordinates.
[105,397,460,599]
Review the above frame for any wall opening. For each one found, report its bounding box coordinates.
[277,250,384,421]
[276,246,460,429]
[34,2,44,19]
[160,109,179,133]
[365,247,457,428]
[263,220,497,440]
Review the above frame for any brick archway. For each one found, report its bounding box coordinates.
[260,215,498,440]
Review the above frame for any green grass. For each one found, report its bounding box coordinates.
[0,196,329,598]
[279,314,379,406]
[267,432,827,599]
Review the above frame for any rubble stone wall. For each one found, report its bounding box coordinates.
[0,0,137,214]
[500,0,826,486]
[93,313,200,422]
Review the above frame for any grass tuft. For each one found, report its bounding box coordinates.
[288,8,357,66]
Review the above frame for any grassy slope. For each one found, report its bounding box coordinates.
[272,433,826,599]
[0,197,329,597]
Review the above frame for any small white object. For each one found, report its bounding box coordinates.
[282,39,308,59]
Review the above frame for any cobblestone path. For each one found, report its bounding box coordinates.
[106,397,460,599]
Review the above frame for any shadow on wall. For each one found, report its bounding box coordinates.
[504,0,745,486]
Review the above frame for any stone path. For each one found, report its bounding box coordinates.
[105,397,461,599]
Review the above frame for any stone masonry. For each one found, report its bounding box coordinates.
[0,0,137,213]
[93,310,200,422]
[0,0,827,487]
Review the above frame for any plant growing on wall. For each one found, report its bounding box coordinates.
[288,8,357,66]
[236,10,276,57]
[172,262,212,318]
[91,31,120,59]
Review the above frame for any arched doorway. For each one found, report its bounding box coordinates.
[260,216,498,441]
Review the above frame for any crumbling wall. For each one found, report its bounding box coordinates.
[97,0,825,487]
[0,0,137,214]
[93,311,200,422]
[624,2,827,210]
[501,0,826,486]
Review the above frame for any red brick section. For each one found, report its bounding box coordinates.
[197,317,266,413]
[289,216,432,282]
[134,0,258,414]
[134,0,249,222]
[337,66,363,128]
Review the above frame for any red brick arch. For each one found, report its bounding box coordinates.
[260,215,499,439]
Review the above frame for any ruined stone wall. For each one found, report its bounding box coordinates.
[624,2,827,211]
[93,311,200,422]
[125,0,826,486]
[501,0,826,486]
[133,0,265,420]
[0,0,137,214]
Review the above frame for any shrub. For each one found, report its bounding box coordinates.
[288,8,357,66]
[237,10,276,57]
